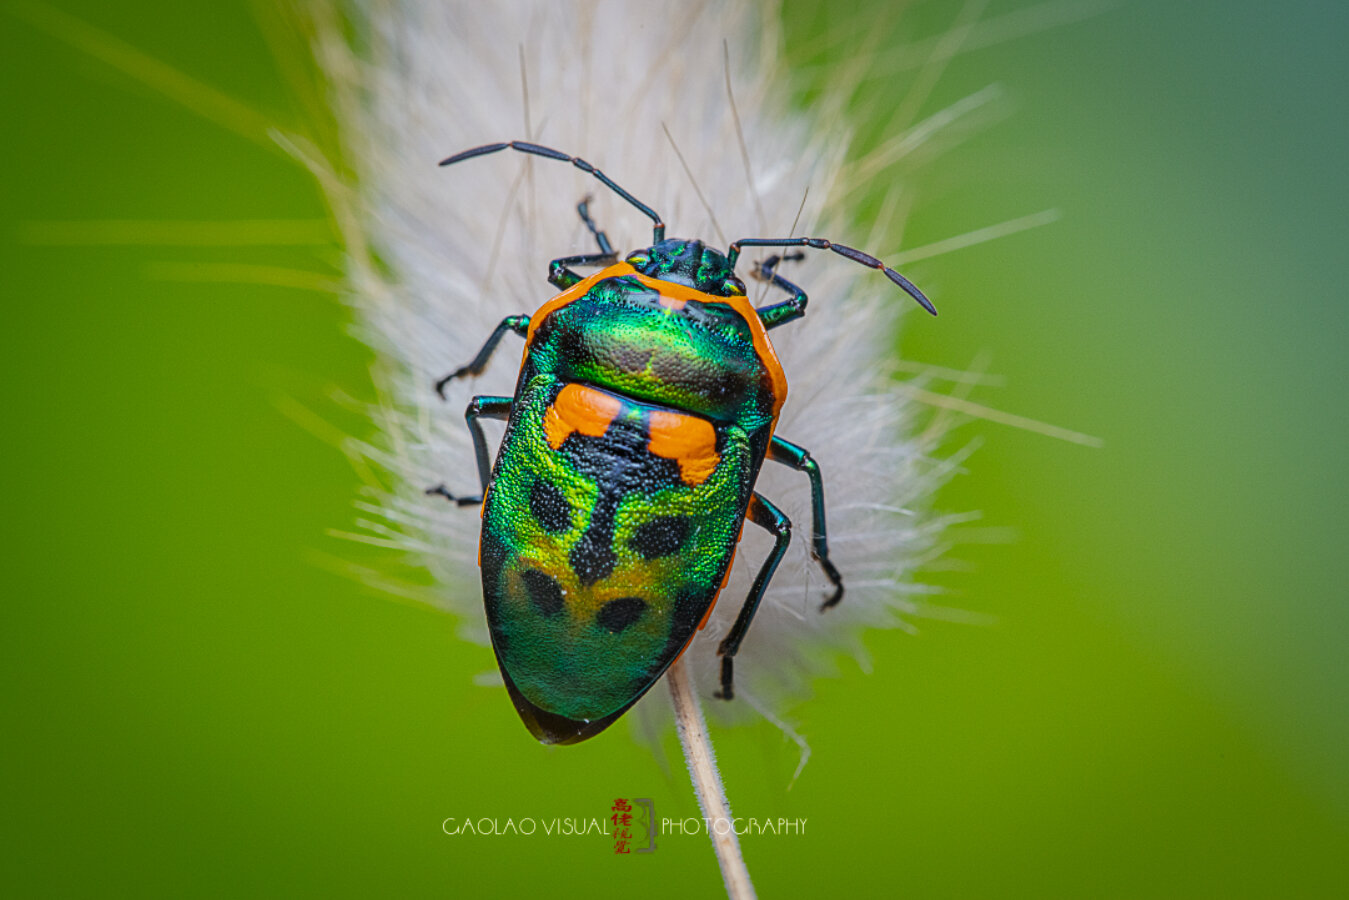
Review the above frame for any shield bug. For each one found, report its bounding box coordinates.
[428,141,936,744]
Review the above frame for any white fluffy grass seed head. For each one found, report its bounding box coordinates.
[304,0,950,737]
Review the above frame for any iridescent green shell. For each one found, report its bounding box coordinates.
[480,264,784,743]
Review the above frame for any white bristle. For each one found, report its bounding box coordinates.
[306,0,948,729]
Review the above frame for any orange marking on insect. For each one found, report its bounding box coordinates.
[646,409,719,485]
[543,383,624,450]
[477,485,490,568]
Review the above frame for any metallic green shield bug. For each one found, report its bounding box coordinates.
[429,141,936,744]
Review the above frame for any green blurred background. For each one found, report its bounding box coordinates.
[3,0,1346,896]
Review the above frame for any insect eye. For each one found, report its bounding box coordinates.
[722,279,745,296]
[627,253,649,266]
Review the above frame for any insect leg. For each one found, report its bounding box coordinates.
[429,317,523,498]
[465,395,513,495]
[425,395,512,505]
[433,316,530,399]
[752,253,809,330]
[727,236,936,315]
[548,198,618,288]
[768,436,844,609]
[424,484,483,507]
[577,196,613,255]
[714,493,792,701]
[549,254,617,289]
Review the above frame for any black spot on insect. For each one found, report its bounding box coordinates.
[520,569,565,618]
[530,312,556,346]
[560,419,684,587]
[569,526,618,586]
[712,367,749,404]
[597,596,647,633]
[558,322,585,362]
[628,515,691,559]
[609,342,655,374]
[529,478,572,533]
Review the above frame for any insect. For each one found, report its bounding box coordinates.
[429,141,936,744]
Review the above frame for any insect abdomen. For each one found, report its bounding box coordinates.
[480,377,751,739]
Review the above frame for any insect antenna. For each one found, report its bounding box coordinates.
[727,236,937,315]
[438,141,666,243]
